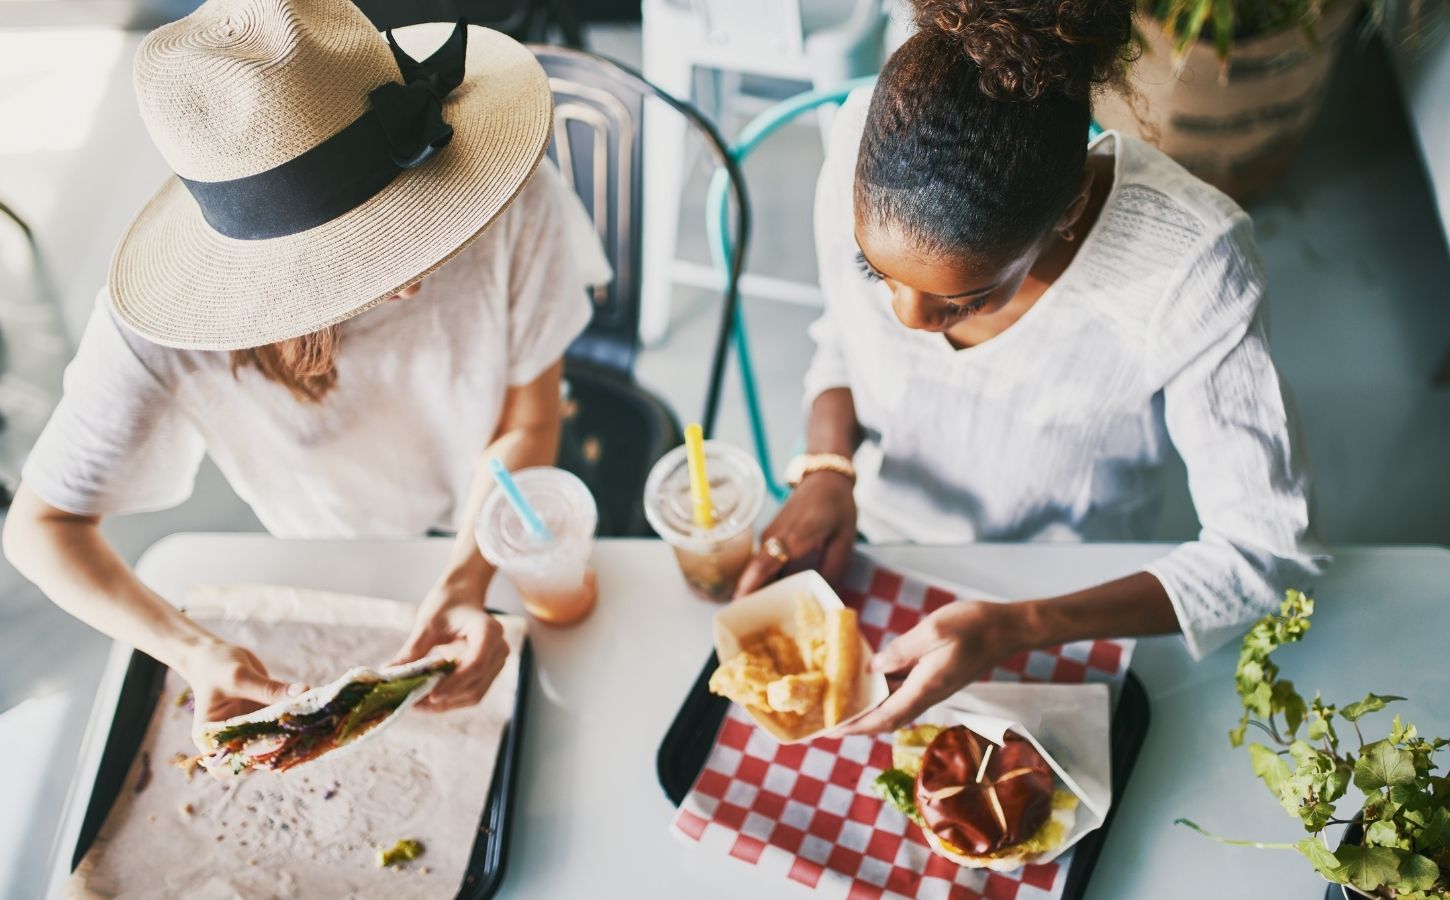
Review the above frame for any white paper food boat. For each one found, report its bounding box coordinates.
[713,570,890,743]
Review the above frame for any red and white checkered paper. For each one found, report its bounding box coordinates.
[671,554,1134,900]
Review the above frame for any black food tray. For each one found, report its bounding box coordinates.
[658,652,1150,900]
[71,617,531,900]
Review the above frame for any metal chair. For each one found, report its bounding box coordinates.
[638,0,892,345]
[352,0,582,46]
[703,79,871,501]
[533,46,750,536]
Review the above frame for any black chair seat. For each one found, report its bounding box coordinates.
[557,362,682,537]
[535,47,738,537]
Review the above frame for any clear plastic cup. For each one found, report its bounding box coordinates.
[475,467,599,626]
[644,441,765,602]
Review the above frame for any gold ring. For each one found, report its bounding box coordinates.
[763,536,790,565]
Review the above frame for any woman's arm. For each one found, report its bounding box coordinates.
[2,485,299,726]
[390,359,565,710]
[839,571,1179,734]
[804,386,864,459]
[435,359,565,594]
[735,387,863,594]
[842,219,1324,734]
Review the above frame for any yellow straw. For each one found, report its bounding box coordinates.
[684,423,715,530]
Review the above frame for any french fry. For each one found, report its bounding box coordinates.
[711,592,866,737]
[795,593,827,670]
[708,648,779,711]
[749,627,805,676]
[823,607,861,728]
[766,671,827,714]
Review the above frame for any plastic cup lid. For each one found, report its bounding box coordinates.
[476,467,597,570]
[643,441,765,551]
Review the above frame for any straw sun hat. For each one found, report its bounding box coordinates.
[109,0,553,350]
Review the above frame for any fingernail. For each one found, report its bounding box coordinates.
[286,682,307,696]
[867,655,883,673]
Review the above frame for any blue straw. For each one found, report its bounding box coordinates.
[487,459,554,543]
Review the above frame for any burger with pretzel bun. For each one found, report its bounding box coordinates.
[872,724,1079,871]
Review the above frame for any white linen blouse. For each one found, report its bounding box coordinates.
[805,88,1326,658]
[23,160,608,540]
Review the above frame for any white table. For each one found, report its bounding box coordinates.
[40,536,1450,899]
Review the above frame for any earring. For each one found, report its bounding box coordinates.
[1057,226,1075,242]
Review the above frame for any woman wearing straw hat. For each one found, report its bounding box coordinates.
[3,0,608,729]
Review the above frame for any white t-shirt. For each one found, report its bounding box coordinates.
[23,160,607,539]
[807,88,1326,659]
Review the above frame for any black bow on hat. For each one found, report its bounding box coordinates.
[371,19,468,169]
[177,18,474,240]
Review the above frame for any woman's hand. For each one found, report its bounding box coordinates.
[837,572,1177,734]
[735,472,858,596]
[390,586,508,712]
[836,600,1023,735]
[182,642,304,735]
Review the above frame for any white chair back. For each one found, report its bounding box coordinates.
[693,0,806,57]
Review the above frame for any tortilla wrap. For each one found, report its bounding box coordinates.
[197,656,455,774]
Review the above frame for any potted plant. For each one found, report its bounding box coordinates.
[1176,591,1449,898]
[1094,1,1365,201]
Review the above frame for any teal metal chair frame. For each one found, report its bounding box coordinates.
[707,80,1104,501]
[706,77,876,501]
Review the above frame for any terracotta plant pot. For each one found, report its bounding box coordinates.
[1094,3,1359,202]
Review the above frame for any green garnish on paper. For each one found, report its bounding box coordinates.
[377,838,424,868]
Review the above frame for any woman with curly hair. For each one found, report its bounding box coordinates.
[737,0,1324,730]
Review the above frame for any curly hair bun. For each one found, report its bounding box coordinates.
[909,0,1134,101]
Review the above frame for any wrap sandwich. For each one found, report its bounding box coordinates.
[195,657,456,775]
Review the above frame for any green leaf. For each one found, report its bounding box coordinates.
[1250,743,1293,796]
[1280,771,1321,817]
[1238,659,1264,686]
[1392,783,1433,813]
[1297,838,1346,882]
[1247,681,1274,719]
[210,718,287,745]
[1282,590,1314,618]
[1332,844,1400,892]
[1288,740,1321,770]
[1389,714,1419,745]
[1275,681,1307,737]
[337,673,431,743]
[1365,819,1401,847]
[1324,765,1351,804]
[1299,801,1335,831]
[1415,807,1450,851]
[1355,741,1418,792]
[1308,694,1338,748]
[1175,0,1213,56]
[1398,853,1440,892]
[1229,714,1248,748]
[1341,694,1406,723]
[870,769,924,827]
[1212,0,1233,61]
[1307,711,1333,742]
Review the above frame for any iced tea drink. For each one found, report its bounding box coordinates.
[644,441,765,602]
[475,467,598,626]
